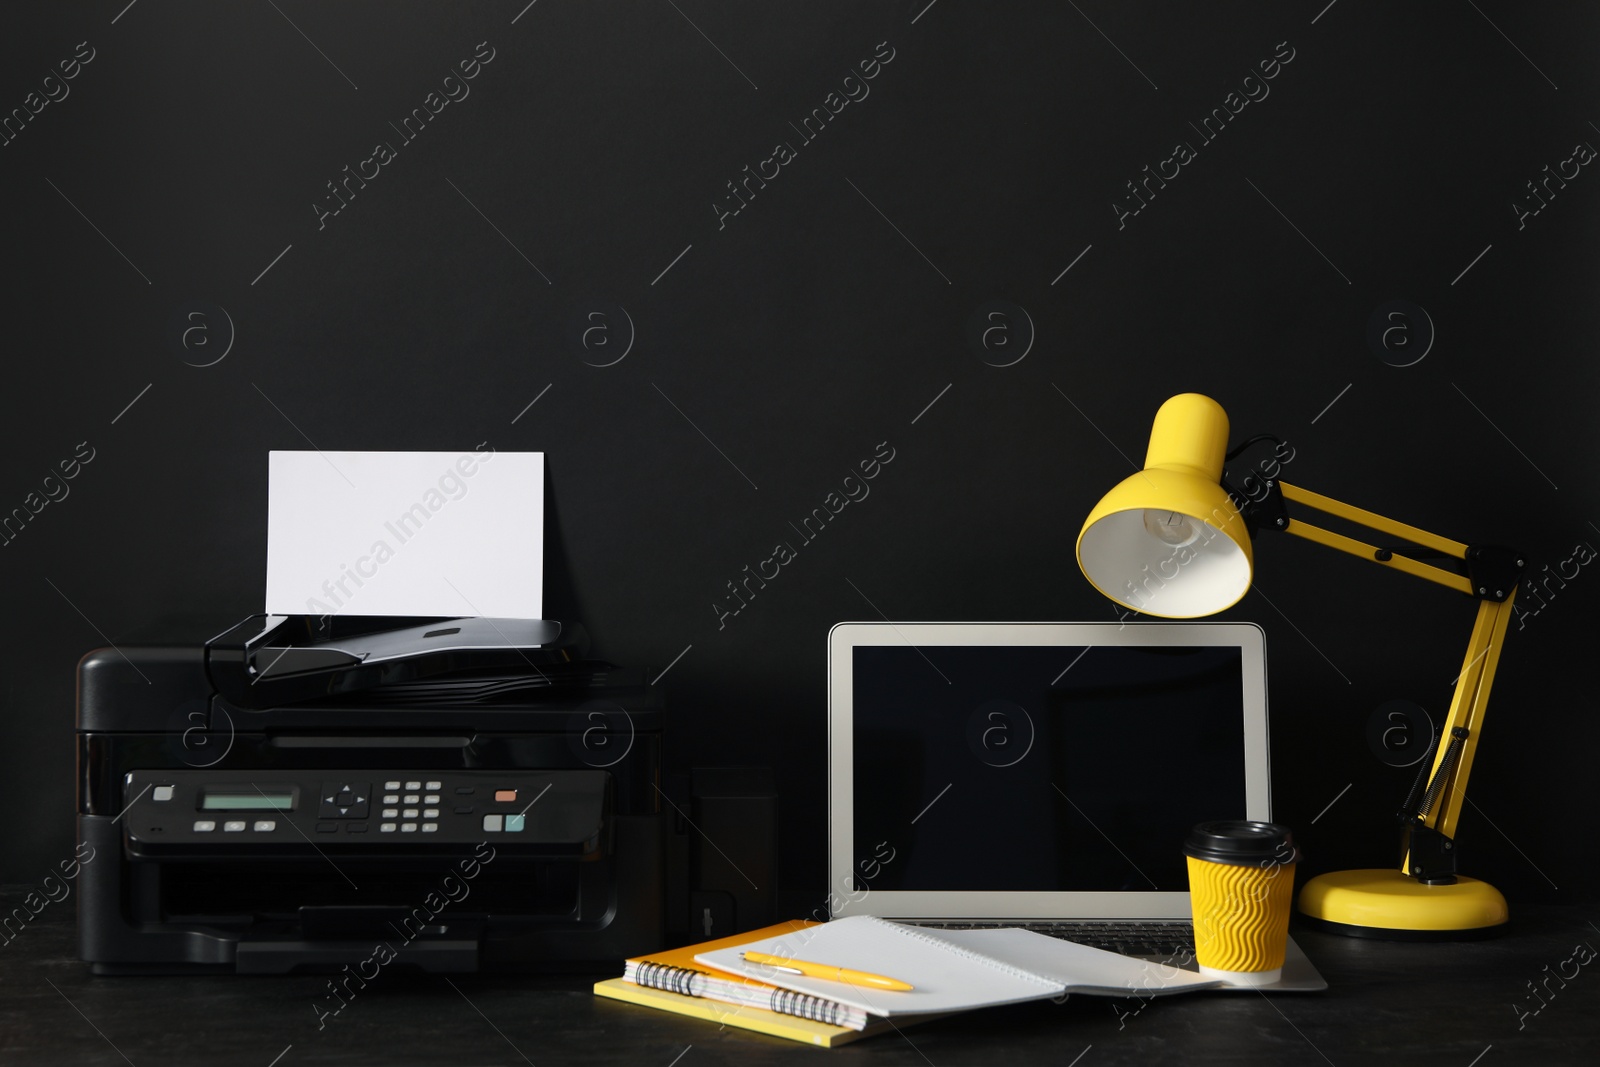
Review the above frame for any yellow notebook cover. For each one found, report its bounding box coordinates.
[594,978,884,1048]
[627,919,822,972]
[618,920,870,1030]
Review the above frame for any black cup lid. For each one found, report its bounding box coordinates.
[1183,820,1300,867]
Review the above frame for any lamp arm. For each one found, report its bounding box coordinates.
[1271,482,1474,595]
[1257,480,1524,883]
[1276,483,1469,557]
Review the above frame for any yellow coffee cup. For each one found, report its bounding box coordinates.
[1184,820,1299,986]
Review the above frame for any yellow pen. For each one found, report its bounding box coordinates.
[742,951,915,991]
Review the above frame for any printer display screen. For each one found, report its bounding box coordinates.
[200,791,296,811]
[852,644,1248,893]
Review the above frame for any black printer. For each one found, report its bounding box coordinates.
[76,614,665,974]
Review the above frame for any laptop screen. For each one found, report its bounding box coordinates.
[850,644,1247,895]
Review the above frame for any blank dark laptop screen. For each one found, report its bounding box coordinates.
[852,644,1247,893]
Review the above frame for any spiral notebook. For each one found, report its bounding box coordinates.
[697,915,1219,1017]
[595,979,890,1047]
[620,920,870,1030]
[599,919,947,1046]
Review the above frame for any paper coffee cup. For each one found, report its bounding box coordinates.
[1184,820,1299,986]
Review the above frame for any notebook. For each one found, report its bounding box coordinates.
[616,920,869,1029]
[697,915,1219,1017]
[594,979,897,1047]
[596,919,947,1046]
[827,622,1327,993]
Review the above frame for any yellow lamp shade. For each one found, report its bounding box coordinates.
[1076,394,1254,618]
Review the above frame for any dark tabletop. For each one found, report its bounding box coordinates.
[3,887,1597,1067]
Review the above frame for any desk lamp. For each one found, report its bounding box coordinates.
[1076,393,1522,938]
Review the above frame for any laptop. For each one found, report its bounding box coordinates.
[828,621,1326,992]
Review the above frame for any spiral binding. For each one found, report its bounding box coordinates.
[767,986,851,1027]
[633,961,702,997]
[863,916,1062,990]
[629,961,855,1027]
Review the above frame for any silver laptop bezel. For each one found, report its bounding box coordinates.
[828,621,1271,921]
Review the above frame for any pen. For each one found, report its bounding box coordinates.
[742,951,915,991]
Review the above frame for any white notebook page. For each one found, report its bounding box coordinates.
[697,916,1217,1017]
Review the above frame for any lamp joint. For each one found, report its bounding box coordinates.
[1229,475,1288,535]
[1403,823,1460,885]
[1465,545,1525,602]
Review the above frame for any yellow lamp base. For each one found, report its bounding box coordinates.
[1297,868,1509,940]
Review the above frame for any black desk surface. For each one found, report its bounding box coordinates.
[4,887,1596,1066]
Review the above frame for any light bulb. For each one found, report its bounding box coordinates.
[1142,509,1201,548]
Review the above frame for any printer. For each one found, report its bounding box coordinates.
[76,613,665,974]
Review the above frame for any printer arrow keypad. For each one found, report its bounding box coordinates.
[319,781,371,819]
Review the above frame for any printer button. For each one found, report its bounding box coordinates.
[402,809,419,819]
[455,786,474,795]
[401,823,417,833]
[316,822,338,833]
[505,815,525,833]
[403,794,420,804]
[423,809,439,819]
[322,781,371,819]
[424,795,441,805]
[494,789,517,803]
[382,795,399,805]
[193,820,216,832]
[421,823,438,833]
[347,823,368,833]
[454,805,475,815]
[482,815,503,832]
[153,785,175,802]
[404,781,422,790]
[224,821,246,832]
[384,780,401,790]
[380,822,397,833]
[253,820,276,832]
[381,808,399,819]
[425,780,442,790]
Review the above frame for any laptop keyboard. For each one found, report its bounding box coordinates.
[913,921,1197,962]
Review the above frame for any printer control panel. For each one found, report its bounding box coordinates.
[120,768,608,856]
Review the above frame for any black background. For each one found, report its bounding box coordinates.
[4,1,1597,916]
